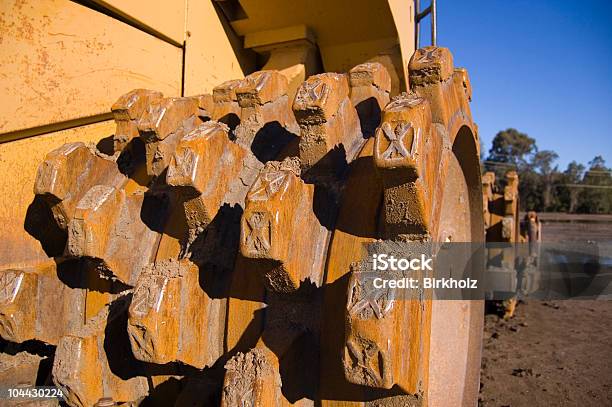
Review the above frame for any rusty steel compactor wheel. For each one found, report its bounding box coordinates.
[0,46,484,406]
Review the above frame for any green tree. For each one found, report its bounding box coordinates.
[558,161,585,212]
[483,131,611,214]
[486,128,536,168]
[518,169,543,211]
[578,156,612,213]
[531,150,559,210]
[588,156,607,171]
[485,129,540,209]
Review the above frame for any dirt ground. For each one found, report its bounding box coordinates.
[479,299,612,406]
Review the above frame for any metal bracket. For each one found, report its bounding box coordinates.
[415,0,437,48]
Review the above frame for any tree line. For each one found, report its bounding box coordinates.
[483,128,612,214]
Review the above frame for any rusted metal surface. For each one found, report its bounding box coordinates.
[294,72,363,173]
[483,171,521,244]
[483,171,523,320]
[165,120,249,247]
[52,297,150,407]
[221,348,283,407]
[240,158,328,292]
[128,259,224,368]
[0,121,117,267]
[111,89,164,152]
[0,262,85,345]
[349,62,392,138]
[0,50,484,406]
[0,0,182,136]
[0,350,47,388]
[212,79,244,128]
[483,170,522,277]
[234,70,300,162]
[137,96,202,177]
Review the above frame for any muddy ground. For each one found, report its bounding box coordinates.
[479,299,612,406]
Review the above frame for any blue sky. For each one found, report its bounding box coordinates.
[419,0,612,169]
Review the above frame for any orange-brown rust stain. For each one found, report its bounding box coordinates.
[325,140,382,284]
[0,0,182,135]
[0,120,115,267]
[320,139,383,406]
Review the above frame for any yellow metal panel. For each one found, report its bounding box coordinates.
[228,0,413,87]
[388,0,415,90]
[182,0,253,95]
[90,0,187,44]
[244,24,314,49]
[320,37,399,76]
[0,113,113,144]
[0,0,182,135]
[231,0,398,46]
[0,121,116,267]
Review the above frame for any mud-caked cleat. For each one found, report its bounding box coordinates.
[240,158,328,292]
[482,171,496,229]
[212,78,244,129]
[0,351,48,388]
[127,259,224,368]
[137,97,202,177]
[111,89,163,152]
[408,46,475,142]
[234,70,300,163]
[52,297,149,407]
[34,142,124,233]
[193,93,215,122]
[374,92,441,240]
[293,73,363,175]
[349,62,391,137]
[0,264,84,345]
[342,258,425,392]
[221,348,283,407]
[166,121,254,245]
[66,185,159,285]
